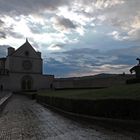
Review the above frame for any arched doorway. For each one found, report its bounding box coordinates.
[21,75,33,91]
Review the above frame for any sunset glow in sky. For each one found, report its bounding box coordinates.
[0,0,140,77]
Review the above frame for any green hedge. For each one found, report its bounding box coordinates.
[36,95,140,120]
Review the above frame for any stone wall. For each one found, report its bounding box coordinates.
[0,73,54,91]
[5,56,42,74]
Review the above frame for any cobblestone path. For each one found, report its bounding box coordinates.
[0,95,139,140]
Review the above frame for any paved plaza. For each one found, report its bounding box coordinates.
[0,95,139,140]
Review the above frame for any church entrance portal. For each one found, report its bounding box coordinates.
[21,76,33,91]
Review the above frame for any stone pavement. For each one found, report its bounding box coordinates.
[0,91,10,99]
[0,95,139,140]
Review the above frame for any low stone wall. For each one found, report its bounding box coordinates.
[36,95,140,120]
[53,75,132,89]
[0,93,12,112]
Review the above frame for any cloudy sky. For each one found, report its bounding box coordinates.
[0,0,140,77]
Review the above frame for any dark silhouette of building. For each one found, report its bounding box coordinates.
[130,58,140,78]
[0,39,54,91]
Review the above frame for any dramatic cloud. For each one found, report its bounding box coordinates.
[0,0,70,15]
[44,46,140,77]
[0,0,140,77]
[0,19,6,38]
[0,32,6,39]
[47,44,63,51]
[52,16,77,31]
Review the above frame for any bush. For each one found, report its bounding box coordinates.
[126,78,140,84]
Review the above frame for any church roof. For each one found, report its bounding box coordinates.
[18,38,36,52]
[9,39,41,59]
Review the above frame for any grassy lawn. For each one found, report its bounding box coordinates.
[36,83,140,100]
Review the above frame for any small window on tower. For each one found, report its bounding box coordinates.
[25,51,29,56]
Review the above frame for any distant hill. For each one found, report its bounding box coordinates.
[79,73,117,79]
[56,73,134,80]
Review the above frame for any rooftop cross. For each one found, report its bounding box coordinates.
[26,38,28,43]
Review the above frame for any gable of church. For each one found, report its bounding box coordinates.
[11,40,41,59]
[5,39,42,74]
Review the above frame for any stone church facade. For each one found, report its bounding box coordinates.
[0,39,54,91]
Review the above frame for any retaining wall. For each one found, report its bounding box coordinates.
[0,93,12,112]
[36,95,140,120]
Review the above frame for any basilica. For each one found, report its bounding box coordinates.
[0,39,54,91]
